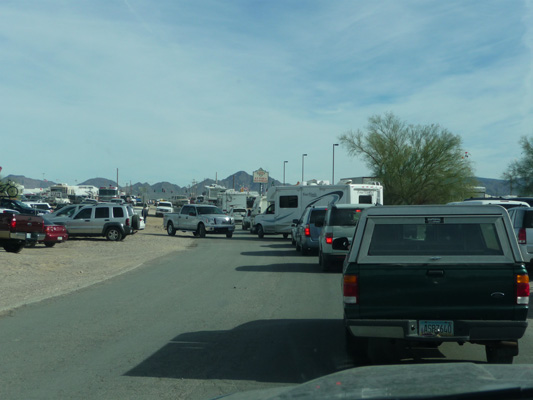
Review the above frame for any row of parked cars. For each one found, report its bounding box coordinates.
[1,198,146,252]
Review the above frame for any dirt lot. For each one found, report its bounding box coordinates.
[0,210,193,314]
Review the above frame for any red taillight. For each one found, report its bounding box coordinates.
[325,232,333,245]
[517,274,530,305]
[518,228,527,245]
[126,218,130,226]
[10,216,16,230]
[304,224,310,237]
[45,226,51,233]
[343,274,359,304]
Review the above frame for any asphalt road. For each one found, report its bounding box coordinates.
[1,230,533,399]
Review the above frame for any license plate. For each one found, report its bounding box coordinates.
[26,233,31,239]
[58,237,63,241]
[419,320,454,337]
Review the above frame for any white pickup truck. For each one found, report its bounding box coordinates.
[163,204,235,238]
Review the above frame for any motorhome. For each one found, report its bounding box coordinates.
[253,182,383,238]
[217,189,249,212]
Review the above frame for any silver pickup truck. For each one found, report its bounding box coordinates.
[163,204,235,238]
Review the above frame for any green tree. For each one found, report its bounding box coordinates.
[339,112,476,205]
[503,136,533,196]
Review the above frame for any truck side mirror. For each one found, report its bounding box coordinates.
[332,237,350,251]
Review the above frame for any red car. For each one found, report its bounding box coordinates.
[28,218,69,248]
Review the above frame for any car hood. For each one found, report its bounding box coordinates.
[215,363,533,399]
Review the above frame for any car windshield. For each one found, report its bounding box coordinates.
[198,206,224,215]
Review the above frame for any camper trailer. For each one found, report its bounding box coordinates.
[253,182,383,238]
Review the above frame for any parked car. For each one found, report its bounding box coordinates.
[341,205,529,364]
[508,206,533,273]
[292,206,327,255]
[23,202,53,215]
[0,198,40,215]
[26,218,69,248]
[47,203,133,241]
[318,204,371,271]
[49,204,87,218]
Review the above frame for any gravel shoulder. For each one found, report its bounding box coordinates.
[0,211,193,314]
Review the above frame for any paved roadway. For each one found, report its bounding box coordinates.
[0,230,532,399]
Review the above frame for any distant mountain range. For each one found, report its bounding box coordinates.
[3,172,513,199]
[4,171,282,200]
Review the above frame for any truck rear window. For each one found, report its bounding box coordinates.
[330,209,362,226]
[368,223,503,256]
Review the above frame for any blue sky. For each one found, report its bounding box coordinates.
[1,0,532,188]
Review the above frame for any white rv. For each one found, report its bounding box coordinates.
[253,182,383,238]
[217,189,249,212]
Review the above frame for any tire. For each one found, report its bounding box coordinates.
[105,227,123,241]
[166,222,176,236]
[485,343,516,364]
[3,241,24,253]
[296,241,301,252]
[283,233,289,239]
[257,225,264,238]
[6,185,18,198]
[301,245,309,255]
[44,242,56,248]
[345,328,370,363]
[132,214,140,230]
[319,251,330,272]
[197,223,206,238]
[226,231,233,238]
[291,236,296,245]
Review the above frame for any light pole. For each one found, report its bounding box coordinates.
[283,161,288,185]
[332,143,339,184]
[301,154,307,184]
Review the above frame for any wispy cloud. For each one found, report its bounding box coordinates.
[0,1,531,185]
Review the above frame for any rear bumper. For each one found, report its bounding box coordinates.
[345,319,528,342]
[10,232,46,241]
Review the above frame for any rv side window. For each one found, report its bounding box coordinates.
[280,195,298,208]
[358,195,372,204]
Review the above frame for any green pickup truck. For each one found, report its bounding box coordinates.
[340,205,529,364]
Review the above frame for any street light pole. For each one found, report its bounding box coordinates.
[283,161,288,185]
[302,154,307,184]
[332,143,339,184]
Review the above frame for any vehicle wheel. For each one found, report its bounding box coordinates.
[296,241,301,252]
[3,242,24,253]
[257,225,264,238]
[319,251,330,272]
[6,185,19,198]
[166,222,176,236]
[301,245,309,255]
[44,242,56,248]
[345,328,370,363]
[198,223,206,238]
[132,214,140,230]
[226,232,233,238]
[485,343,516,364]
[192,231,198,237]
[283,233,289,239]
[291,236,296,245]
[105,227,123,241]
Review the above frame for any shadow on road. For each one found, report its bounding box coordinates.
[125,319,354,383]
[125,319,479,385]
[236,263,322,273]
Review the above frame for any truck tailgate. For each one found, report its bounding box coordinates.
[357,264,519,321]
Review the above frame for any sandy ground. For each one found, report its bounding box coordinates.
[0,210,194,314]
